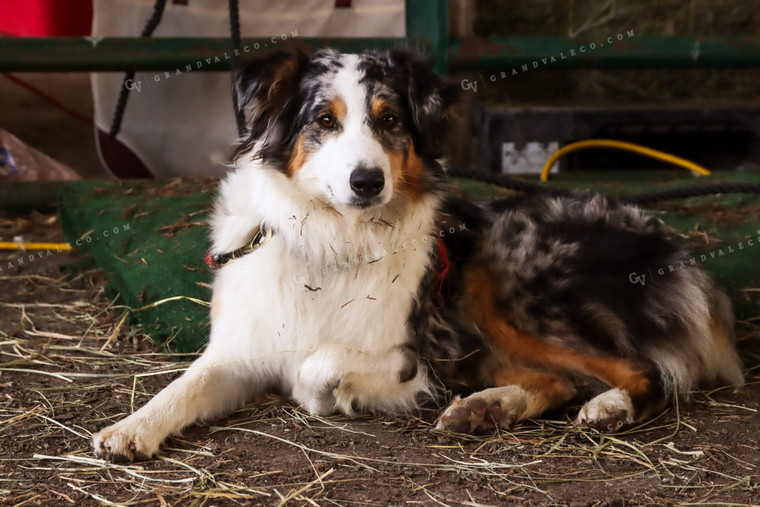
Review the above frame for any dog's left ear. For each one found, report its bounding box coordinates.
[388,48,460,156]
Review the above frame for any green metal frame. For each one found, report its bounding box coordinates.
[1,0,760,74]
[0,37,410,72]
[3,34,760,73]
[406,0,448,73]
[0,0,446,72]
[448,35,760,71]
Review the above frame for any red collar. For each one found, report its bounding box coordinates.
[433,237,450,298]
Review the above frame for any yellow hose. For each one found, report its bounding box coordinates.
[0,241,74,251]
[541,139,711,182]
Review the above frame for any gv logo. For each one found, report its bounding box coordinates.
[125,79,143,92]
[460,79,478,92]
[84,36,104,47]
[628,272,646,286]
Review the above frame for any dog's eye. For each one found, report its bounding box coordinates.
[318,114,336,129]
[381,114,397,128]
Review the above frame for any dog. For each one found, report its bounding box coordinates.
[92,48,744,462]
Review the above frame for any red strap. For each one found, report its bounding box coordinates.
[204,251,218,270]
[433,238,450,299]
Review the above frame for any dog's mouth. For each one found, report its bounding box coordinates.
[324,185,385,210]
[349,197,384,209]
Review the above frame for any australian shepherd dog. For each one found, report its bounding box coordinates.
[93,48,743,462]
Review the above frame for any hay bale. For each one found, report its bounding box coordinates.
[471,0,760,104]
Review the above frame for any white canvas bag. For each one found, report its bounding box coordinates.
[91,0,404,177]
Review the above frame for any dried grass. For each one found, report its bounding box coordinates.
[1,213,759,505]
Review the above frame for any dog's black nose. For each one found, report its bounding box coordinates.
[349,167,385,198]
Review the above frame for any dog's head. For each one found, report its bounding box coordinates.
[233,48,458,209]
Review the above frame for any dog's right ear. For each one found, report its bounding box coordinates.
[232,49,311,162]
[386,48,460,160]
[233,49,310,111]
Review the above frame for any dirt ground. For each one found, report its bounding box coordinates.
[0,212,758,507]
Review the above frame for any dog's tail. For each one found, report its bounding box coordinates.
[646,271,744,400]
[704,284,745,386]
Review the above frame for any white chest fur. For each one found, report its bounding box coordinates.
[206,162,439,412]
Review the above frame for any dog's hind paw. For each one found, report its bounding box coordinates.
[436,386,528,434]
[575,388,635,432]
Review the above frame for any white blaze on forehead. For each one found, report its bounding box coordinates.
[327,54,388,172]
[334,54,368,132]
[293,53,393,208]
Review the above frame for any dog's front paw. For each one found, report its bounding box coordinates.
[575,388,635,432]
[293,376,339,416]
[436,386,528,434]
[333,377,364,416]
[92,416,161,463]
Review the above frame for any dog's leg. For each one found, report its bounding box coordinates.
[575,388,635,431]
[451,265,657,433]
[436,368,576,433]
[293,343,427,416]
[292,347,344,416]
[333,343,429,415]
[92,359,249,463]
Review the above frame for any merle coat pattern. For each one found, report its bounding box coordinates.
[91,48,743,462]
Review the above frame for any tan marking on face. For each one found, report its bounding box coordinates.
[371,98,389,119]
[388,142,424,202]
[388,151,404,186]
[286,133,309,177]
[463,266,650,399]
[332,97,347,122]
[323,97,347,124]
